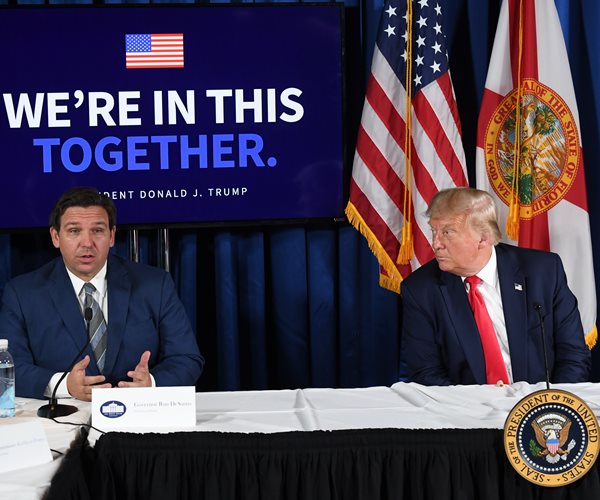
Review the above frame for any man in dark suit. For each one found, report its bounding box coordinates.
[0,187,204,400]
[402,187,590,386]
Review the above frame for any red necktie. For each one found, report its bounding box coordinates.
[465,275,509,384]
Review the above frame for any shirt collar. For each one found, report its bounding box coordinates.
[461,246,498,287]
[65,261,108,297]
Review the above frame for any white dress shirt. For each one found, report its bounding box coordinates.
[44,262,108,398]
[462,247,514,383]
[44,260,155,398]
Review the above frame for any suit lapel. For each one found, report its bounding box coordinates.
[439,271,487,384]
[496,244,528,382]
[103,255,131,376]
[48,259,94,366]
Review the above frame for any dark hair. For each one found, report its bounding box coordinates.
[49,187,116,231]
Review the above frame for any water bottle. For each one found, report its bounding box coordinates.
[0,339,15,418]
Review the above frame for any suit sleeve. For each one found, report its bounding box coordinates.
[0,281,55,399]
[149,272,204,387]
[549,254,591,383]
[402,281,453,386]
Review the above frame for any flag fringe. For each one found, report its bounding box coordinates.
[345,202,402,294]
[585,325,597,349]
[506,196,520,241]
[397,222,414,265]
[379,273,400,293]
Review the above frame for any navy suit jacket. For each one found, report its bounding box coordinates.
[401,244,590,385]
[0,254,204,399]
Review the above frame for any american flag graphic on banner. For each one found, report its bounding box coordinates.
[476,0,597,347]
[125,33,184,69]
[346,0,468,293]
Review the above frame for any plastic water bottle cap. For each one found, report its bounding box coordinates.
[0,339,7,349]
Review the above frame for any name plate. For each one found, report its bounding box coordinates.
[0,421,52,473]
[91,386,196,432]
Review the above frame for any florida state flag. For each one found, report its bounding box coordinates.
[476,0,597,346]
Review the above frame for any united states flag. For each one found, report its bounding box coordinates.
[346,0,467,293]
[125,33,184,69]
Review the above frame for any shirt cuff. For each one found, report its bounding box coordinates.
[44,372,70,399]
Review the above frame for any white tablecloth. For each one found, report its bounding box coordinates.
[0,397,90,500]
[187,381,600,433]
[6,381,600,499]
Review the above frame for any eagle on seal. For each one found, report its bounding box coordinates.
[532,415,573,464]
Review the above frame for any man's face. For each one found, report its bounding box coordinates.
[50,206,115,281]
[429,215,489,277]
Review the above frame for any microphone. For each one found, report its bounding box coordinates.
[37,307,93,418]
[533,303,551,390]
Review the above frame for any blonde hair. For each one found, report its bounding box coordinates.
[426,187,502,244]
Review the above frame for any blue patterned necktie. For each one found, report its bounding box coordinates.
[82,282,107,372]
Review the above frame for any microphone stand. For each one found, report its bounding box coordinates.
[533,303,551,390]
[38,307,93,418]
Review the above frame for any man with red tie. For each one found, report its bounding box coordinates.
[401,187,590,386]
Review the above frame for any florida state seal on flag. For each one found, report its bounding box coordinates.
[476,0,597,347]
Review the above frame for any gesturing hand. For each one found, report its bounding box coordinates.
[66,355,111,401]
[117,350,152,388]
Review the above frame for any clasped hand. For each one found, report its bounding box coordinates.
[66,350,152,401]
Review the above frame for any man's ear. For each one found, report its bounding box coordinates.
[478,231,493,249]
[50,227,60,249]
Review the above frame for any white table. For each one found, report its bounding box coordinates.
[0,397,90,500]
[7,381,600,499]
[88,381,600,437]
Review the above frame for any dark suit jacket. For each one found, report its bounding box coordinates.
[0,254,205,399]
[401,243,590,385]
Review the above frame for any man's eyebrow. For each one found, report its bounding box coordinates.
[430,223,456,230]
[63,221,108,227]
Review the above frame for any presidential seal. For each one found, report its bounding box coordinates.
[483,79,580,219]
[504,389,599,486]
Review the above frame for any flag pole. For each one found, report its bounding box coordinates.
[398,0,414,264]
[506,0,524,241]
